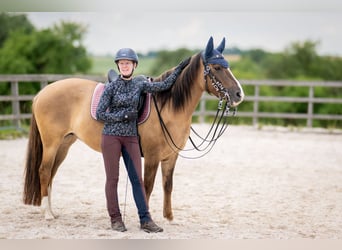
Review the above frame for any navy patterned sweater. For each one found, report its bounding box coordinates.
[96,68,181,136]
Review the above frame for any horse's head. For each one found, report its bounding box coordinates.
[201,36,244,107]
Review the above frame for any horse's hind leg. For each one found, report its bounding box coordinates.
[161,154,178,221]
[41,135,77,220]
[39,144,59,220]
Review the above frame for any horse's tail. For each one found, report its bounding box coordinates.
[23,111,42,206]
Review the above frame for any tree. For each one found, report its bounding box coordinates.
[150,48,194,76]
[287,40,319,76]
[0,17,91,74]
[265,40,320,79]
[0,12,34,48]
[231,49,268,79]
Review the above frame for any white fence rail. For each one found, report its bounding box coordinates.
[1,75,342,129]
[195,80,342,127]
[0,74,104,129]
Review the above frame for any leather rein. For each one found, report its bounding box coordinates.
[152,61,237,159]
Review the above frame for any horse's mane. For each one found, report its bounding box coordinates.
[153,53,201,112]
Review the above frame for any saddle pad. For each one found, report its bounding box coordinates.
[90,83,105,120]
[137,92,151,124]
[90,83,151,125]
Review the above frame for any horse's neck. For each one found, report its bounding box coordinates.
[170,79,204,124]
[158,61,206,125]
[187,86,204,116]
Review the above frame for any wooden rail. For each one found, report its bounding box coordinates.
[195,80,342,127]
[1,75,342,129]
[0,74,105,129]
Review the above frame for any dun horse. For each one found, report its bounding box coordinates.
[23,37,244,220]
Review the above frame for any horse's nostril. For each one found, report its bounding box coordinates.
[236,91,242,98]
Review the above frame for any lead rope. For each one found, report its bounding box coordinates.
[122,171,129,223]
[153,94,229,159]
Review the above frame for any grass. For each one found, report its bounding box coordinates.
[0,128,28,139]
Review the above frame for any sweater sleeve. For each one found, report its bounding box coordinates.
[142,67,181,92]
[96,84,118,122]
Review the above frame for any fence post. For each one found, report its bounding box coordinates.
[253,84,259,126]
[307,85,314,127]
[11,81,21,129]
[40,80,48,89]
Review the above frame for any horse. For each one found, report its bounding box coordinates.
[23,36,244,221]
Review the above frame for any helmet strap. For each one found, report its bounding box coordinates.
[121,73,133,80]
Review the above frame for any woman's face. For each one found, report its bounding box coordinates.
[118,60,135,77]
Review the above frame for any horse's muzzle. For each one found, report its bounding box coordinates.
[225,88,244,107]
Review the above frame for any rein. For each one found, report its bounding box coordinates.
[152,62,236,159]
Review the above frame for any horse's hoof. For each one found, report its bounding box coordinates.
[44,213,56,220]
[164,212,174,221]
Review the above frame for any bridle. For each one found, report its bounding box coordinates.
[153,59,237,159]
[203,63,235,115]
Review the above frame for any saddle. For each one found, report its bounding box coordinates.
[90,71,151,125]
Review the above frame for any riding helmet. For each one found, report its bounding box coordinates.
[114,48,139,65]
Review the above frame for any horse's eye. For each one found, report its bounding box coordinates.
[214,66,221,71]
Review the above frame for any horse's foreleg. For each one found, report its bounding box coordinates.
[161,154,178,221]
[143,159,159,205]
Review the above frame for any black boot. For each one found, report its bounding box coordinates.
[140,220,163,233]
[111,221,127,232]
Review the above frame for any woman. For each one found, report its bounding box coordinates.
[96,48,190,233]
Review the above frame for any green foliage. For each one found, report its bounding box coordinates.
[315,56,342,80]
[230,57,266,79]
[0,127,28,139]
[0,15,92,74]
[0,13,34,47]
[235,40,342,81]
[150,48,194,76]
[0,13,93,129]
[265,41,319,79]
[229,41,342,128]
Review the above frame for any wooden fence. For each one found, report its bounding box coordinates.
[1,75,342,130]
[0,74,105,130]
[194,80,342,127]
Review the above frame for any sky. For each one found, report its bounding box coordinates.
[11,0,342,56]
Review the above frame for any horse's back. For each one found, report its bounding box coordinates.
[32,78,102,148]
[34,78,97,110]
[35,78,97,100]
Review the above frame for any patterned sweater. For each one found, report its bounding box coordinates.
[96,68,181,136]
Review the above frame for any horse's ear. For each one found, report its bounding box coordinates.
[204,36,214,59]
[216,37,226,53]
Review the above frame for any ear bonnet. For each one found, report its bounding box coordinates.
[202,36,228,68]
